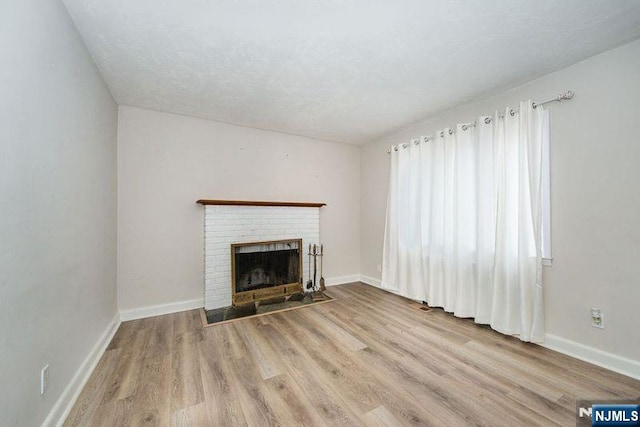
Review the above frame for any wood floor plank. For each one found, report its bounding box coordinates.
[129,355,172,426]
[172,310,200,336]
[263,373,326,426]
[65,285,640,426]
[197,330,247,426]
[409,322,568,401]
[170,402,209,427]
[505,385,575,425]
[205,322,289,425]
[63,349,121,426]
[218,337,280,424]
[278,311,445,425]
[146,314,174,357]
[234,318,286,380]
[308,310,368,352]
[100,350,137,405]
[171,331,204,411]
[363,405,406,427]
[273,311,382,415]
[256,315,363,426]
[90,396,135,427]
[107,321,137,351]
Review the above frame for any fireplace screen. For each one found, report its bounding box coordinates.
[231,239,302,305]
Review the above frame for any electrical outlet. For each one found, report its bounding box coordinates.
[591,308,604,329]
[41,365,49,395]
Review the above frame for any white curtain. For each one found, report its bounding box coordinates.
[382,100,544,342]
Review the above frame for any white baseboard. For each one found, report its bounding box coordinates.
[542,334,640,380]
[325,274,361,286]
[42,313,121,427]
[359,274,382,287]
[119,298,204,321]
[360,275,417,300]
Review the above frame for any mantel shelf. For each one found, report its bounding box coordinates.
[196,199,326,208]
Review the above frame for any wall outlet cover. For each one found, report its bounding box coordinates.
[591,308,604,329]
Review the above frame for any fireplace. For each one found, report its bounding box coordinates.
[231,239,303,305]
[197,200,324,310]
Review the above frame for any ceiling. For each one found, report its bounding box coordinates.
[62,0,640,145]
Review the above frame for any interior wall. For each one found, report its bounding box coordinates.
[0,1,118,425]
[360,39,640,362]
[117,106,360,312]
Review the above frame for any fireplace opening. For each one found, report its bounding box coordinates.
[231,239,303,305]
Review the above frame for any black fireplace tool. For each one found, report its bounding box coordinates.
[308,244,328,301]
[319,244,326,292]
[306,244,313,290]
[312,244,318,291]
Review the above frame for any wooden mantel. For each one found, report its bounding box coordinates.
[196,199,326,208]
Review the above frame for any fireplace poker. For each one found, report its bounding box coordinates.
[306,244,313,290]
[320,244,326,292]
[313,244,318,292]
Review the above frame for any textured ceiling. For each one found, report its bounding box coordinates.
[63,0,640,144]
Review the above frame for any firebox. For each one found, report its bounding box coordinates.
[231,239,303,306]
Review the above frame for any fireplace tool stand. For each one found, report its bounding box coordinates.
[308,243,329,301]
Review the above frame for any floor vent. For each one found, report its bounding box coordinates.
[410,302,432,312]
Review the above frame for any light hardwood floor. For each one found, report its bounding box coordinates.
[65,283,640,426]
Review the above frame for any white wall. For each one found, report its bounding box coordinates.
[117,107,360,312]
[0,1,118,425]
[360,39,640,363]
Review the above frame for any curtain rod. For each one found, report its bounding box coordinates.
[532,90,574,108]
[386,90,574,153]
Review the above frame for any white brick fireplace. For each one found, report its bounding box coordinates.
[199,201,323,310]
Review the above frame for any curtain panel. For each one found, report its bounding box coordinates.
[382,100,544,342]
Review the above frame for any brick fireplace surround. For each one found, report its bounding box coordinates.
[197,200,325,310]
